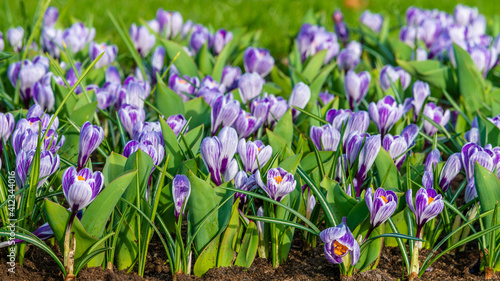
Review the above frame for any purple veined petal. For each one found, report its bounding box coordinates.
[321,125,341,152]
[406,190,416,214]
[345,132,363,166]
[243,47,275,77]
[238,72,264,104]
[465,180,477,203]
[310,126,324,151]
[105,65,122,84]
[218,126,238,172]
[425,149,441,173]
[256,145,272,171]
[411,81,430,121]
[65,178,93,211]
[78,121,104,171]
[401,124,419,146]
[172,174,191,219]
[62,166,77,198]
[223,158,239,183]
[357,134,381,183]
[288,82,311,119]
[200,137,222,185]
[419,194,444,225]
[371,198,397,227]
[212,28,233,55]
[422,171,434,189]
[382,134,394,152]
[43,7,59,28]
[438,153,462,192]
[320,222,347,243]
[360,10,384,33]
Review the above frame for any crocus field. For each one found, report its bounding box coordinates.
[1,1,500,280]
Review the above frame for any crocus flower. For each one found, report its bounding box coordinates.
[296,24,340,64]
[89,42,118,69]
[63,23,95,53]
[379,66,411,91]
[406,188,444,237]
[250,97,271,124]
[319,91,335,105]
[0,113,16,142]
[0,32,4,52]
[233,110,263,139]
[401,124,420,147]
[221,66,241,91]
[267,95,289,128]
[310,124,341,152]
[200,126,239,185]
[33,73,56,111]
[422,149,441,189]
[212,29,233,55]
[399,26,422,48]
[289,82,311,120]
[168,74,200,102]
[16,149,60,189]
[365,187,398,227]
[66,62,83,94]
[343,111,370,142]
[166,115,188,136]
[130,23,156,57]
[156,9,183,39]
[383,134,409,170]
[7,26,24,52]
[404,81,430,121]
[118,104,146,137]
[62,167,104,211]
[234,171,259,203]
[356,134,381,196]
[132,121,162,141]
[413,47,428,61]
[8,56,49,104]
[422,102,450,136]
[360,11,384,33]
[345,70,371,110]
[320,217,360,265]
[172,175,191,219]
[211,95,240,135]
[369,95,404,135]
[256,168,296,202]
[337,41,362,70]
[454,4,478,26]
[151,46,165,79]
[469,45,496,77]
[0,222,54,248]
[78,122,104,171]
[43,7,59,27]
[333,9,349,44]
[243,47,275,77]
[238,139,272,173]
[238,72,264,104]
[438,153,462,192]
[420,19,441,48]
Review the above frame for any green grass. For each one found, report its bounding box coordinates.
[2,0,499,59]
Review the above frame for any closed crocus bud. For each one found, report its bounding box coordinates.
[201,127,239,185]
[333,9,349,44]
[211,94,240,135]
[0,32,4,52]
[163,114,186,136]
[343,111,370,142]
[238,139,272,173]
[238,72,264,104]
[221,66,242,91]
[172,175,191,220]
[425,149,441,173]
[345,132,364,166]
[357,134,381,196]
[256,167,296,202]
[233,110,263,139]
[406,81,430,121]
[16,149,60,189]
[62,167,104,211]
[12,57,49,103]
[320,217,360,265]
[129,23,156,57]
[345,70,371,110]
[464,128,480,145]
[310,124,340,152]
[33,73,56,111]
[234,171,259,203]
[337,41,362,70]
[7,26,24,52]
[412,47,428,61]
[119,104,146,137]
[43,7,59,28]
[78,121,104,171]
[366,188,398,227]
[469,46,495,78]
[454,4,478,26]
[380,66,411,91]
[401,124,419,147]
[63,23,95,53]
[189,25,211,54]
[420,19,441,48]
[250,97,271,123]
[151,46,165,79]
[156,9,183,39]
[399,26,422,49]
[406,7,424,26]
[369,95,404,136]
[383,134,408,170]
[168,74,200,102]
[0,113,15,142]
[288,82,311,120]
[438,153,462,192]
[325,108,352,128]
[89,42,118,69]
[212,29,233,55]
[267,95,289,128]
[406,188,444,237]
[123,138,164,166]
[318,91,335,105]
[422,102,450,136]
[360,10,384,33]
[243,47,275,77]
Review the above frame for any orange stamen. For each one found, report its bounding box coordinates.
[381,195,388,204]
[77,176,85,181]
[274,175,282,184]
[428,197,434,204]
[333,241,348,256]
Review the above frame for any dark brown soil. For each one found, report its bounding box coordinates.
[0,237,496,280]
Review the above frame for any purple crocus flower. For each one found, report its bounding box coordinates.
[221,66,242,91]
[310,124,341,152]
[454,4,478,26]
[0,113,15,142]
[383,134,409,170]
[420,19,441,48]
[172,174,191,220]
[256,167,296,202]
[130,24,156,57]
[234,171,259,203]
[211,94,240,135]
[360,10,384,33]
[151,46,165,79]
[333,9,349,45]
[8,56,49,104]
[289,82,311,120]
[438,153,462,192]
[413,47,428,61]
[233,110,263,139]
[33,73,56,111]
[0,222,54,248]
[118,104,146,137]
[318,91,335,105]
[250,97,271,124]
[7,26,24,52]
[0,32,4,52]
[43,7,59,27]
[78,122,104,171]
[296,24,340,64]
[189,25,212,54]
[156,9,183,39]
[356,134,381,196]
[469,45,496,77]
[237,139,272,173]
[366,187,398,227]
[267,94,289,128]
[166,115,188,136]
[238,72,264,104]
[66,62,83,94]
[197,87,222,106]
[404,81,430,122]
[16,149,60,189]
[212,29,233,55]
[168,74,200,102]
[89,42,118,69]
[369,95,404,135]
[345,70,371,110]
[320,217,360,265]
[406,188,444,238]
[132,121,162,140]
[325,108,352,129]
[379,66,411,91]
[243,47,275,77]
[343,111,370,143]
[422,102,450,136]
[200,127,239,186]
[345,132,364,167]
[422,149,441,189]
[337,41,362,70]
[62,167,104,211]
[62,23,95,53]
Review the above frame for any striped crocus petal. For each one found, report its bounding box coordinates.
[401,124,419,147]
[425,149,441,173]
[310,126,325,151]
[200,137,222,186]
[211,95,240,135]
[288,82,311,120]
[422,171,434,189]
[438,153,462,192]
[78,121,104,171]
[368,188,397,227]
[357,135,381,193]
[172,175,191,219]
[320,217,360,266]
[322,125,341,152]
[407,188,444,230]
[345,132,364,167]
[218,127,238,172]
[238,72,264,104]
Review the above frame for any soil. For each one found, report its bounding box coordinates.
[0,236,496,281]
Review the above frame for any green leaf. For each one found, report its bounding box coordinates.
[279,153,303,175]
[161,39,199,77]
[234,221,259,268]
[302,49,327,82]
[273,109,293,144]
[188,171,220,253]
[270,66,292,95]
[184,97,211,128]
[477,113,500,147]
[81,171,137,238]
[156,75,185,117]
[180,124,204,157]
[102,152,127,187]
[474,164,500,248]
[374,148,401,189]
[193,231,220,276]
[321,177,357,225]
[121,150,154,206]
[356,224,382,271]
[197,43,214,76]
[300,151,334,174]
[217,201,240,267]
[0,52,13,62]
[159,118,183,174]
[397,59,453,91]
[309,62,336,102]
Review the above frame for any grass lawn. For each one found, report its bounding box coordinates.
[1,0,498,58]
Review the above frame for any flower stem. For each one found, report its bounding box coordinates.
[64,210,78,280]
[270,205,279,268]
[409,227,421,281]
[362,227,374,244]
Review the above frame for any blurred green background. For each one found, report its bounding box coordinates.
[1,0,498,59]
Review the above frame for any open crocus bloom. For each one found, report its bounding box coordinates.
[320,217,360,265]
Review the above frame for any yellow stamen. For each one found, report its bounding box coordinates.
[381,195,388,204]
[178,79,187,84]
[333,240,348,256]
[258,147,261,152]
[428,197,434,204]
[77,176,85,181]
[274,175,282,184]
